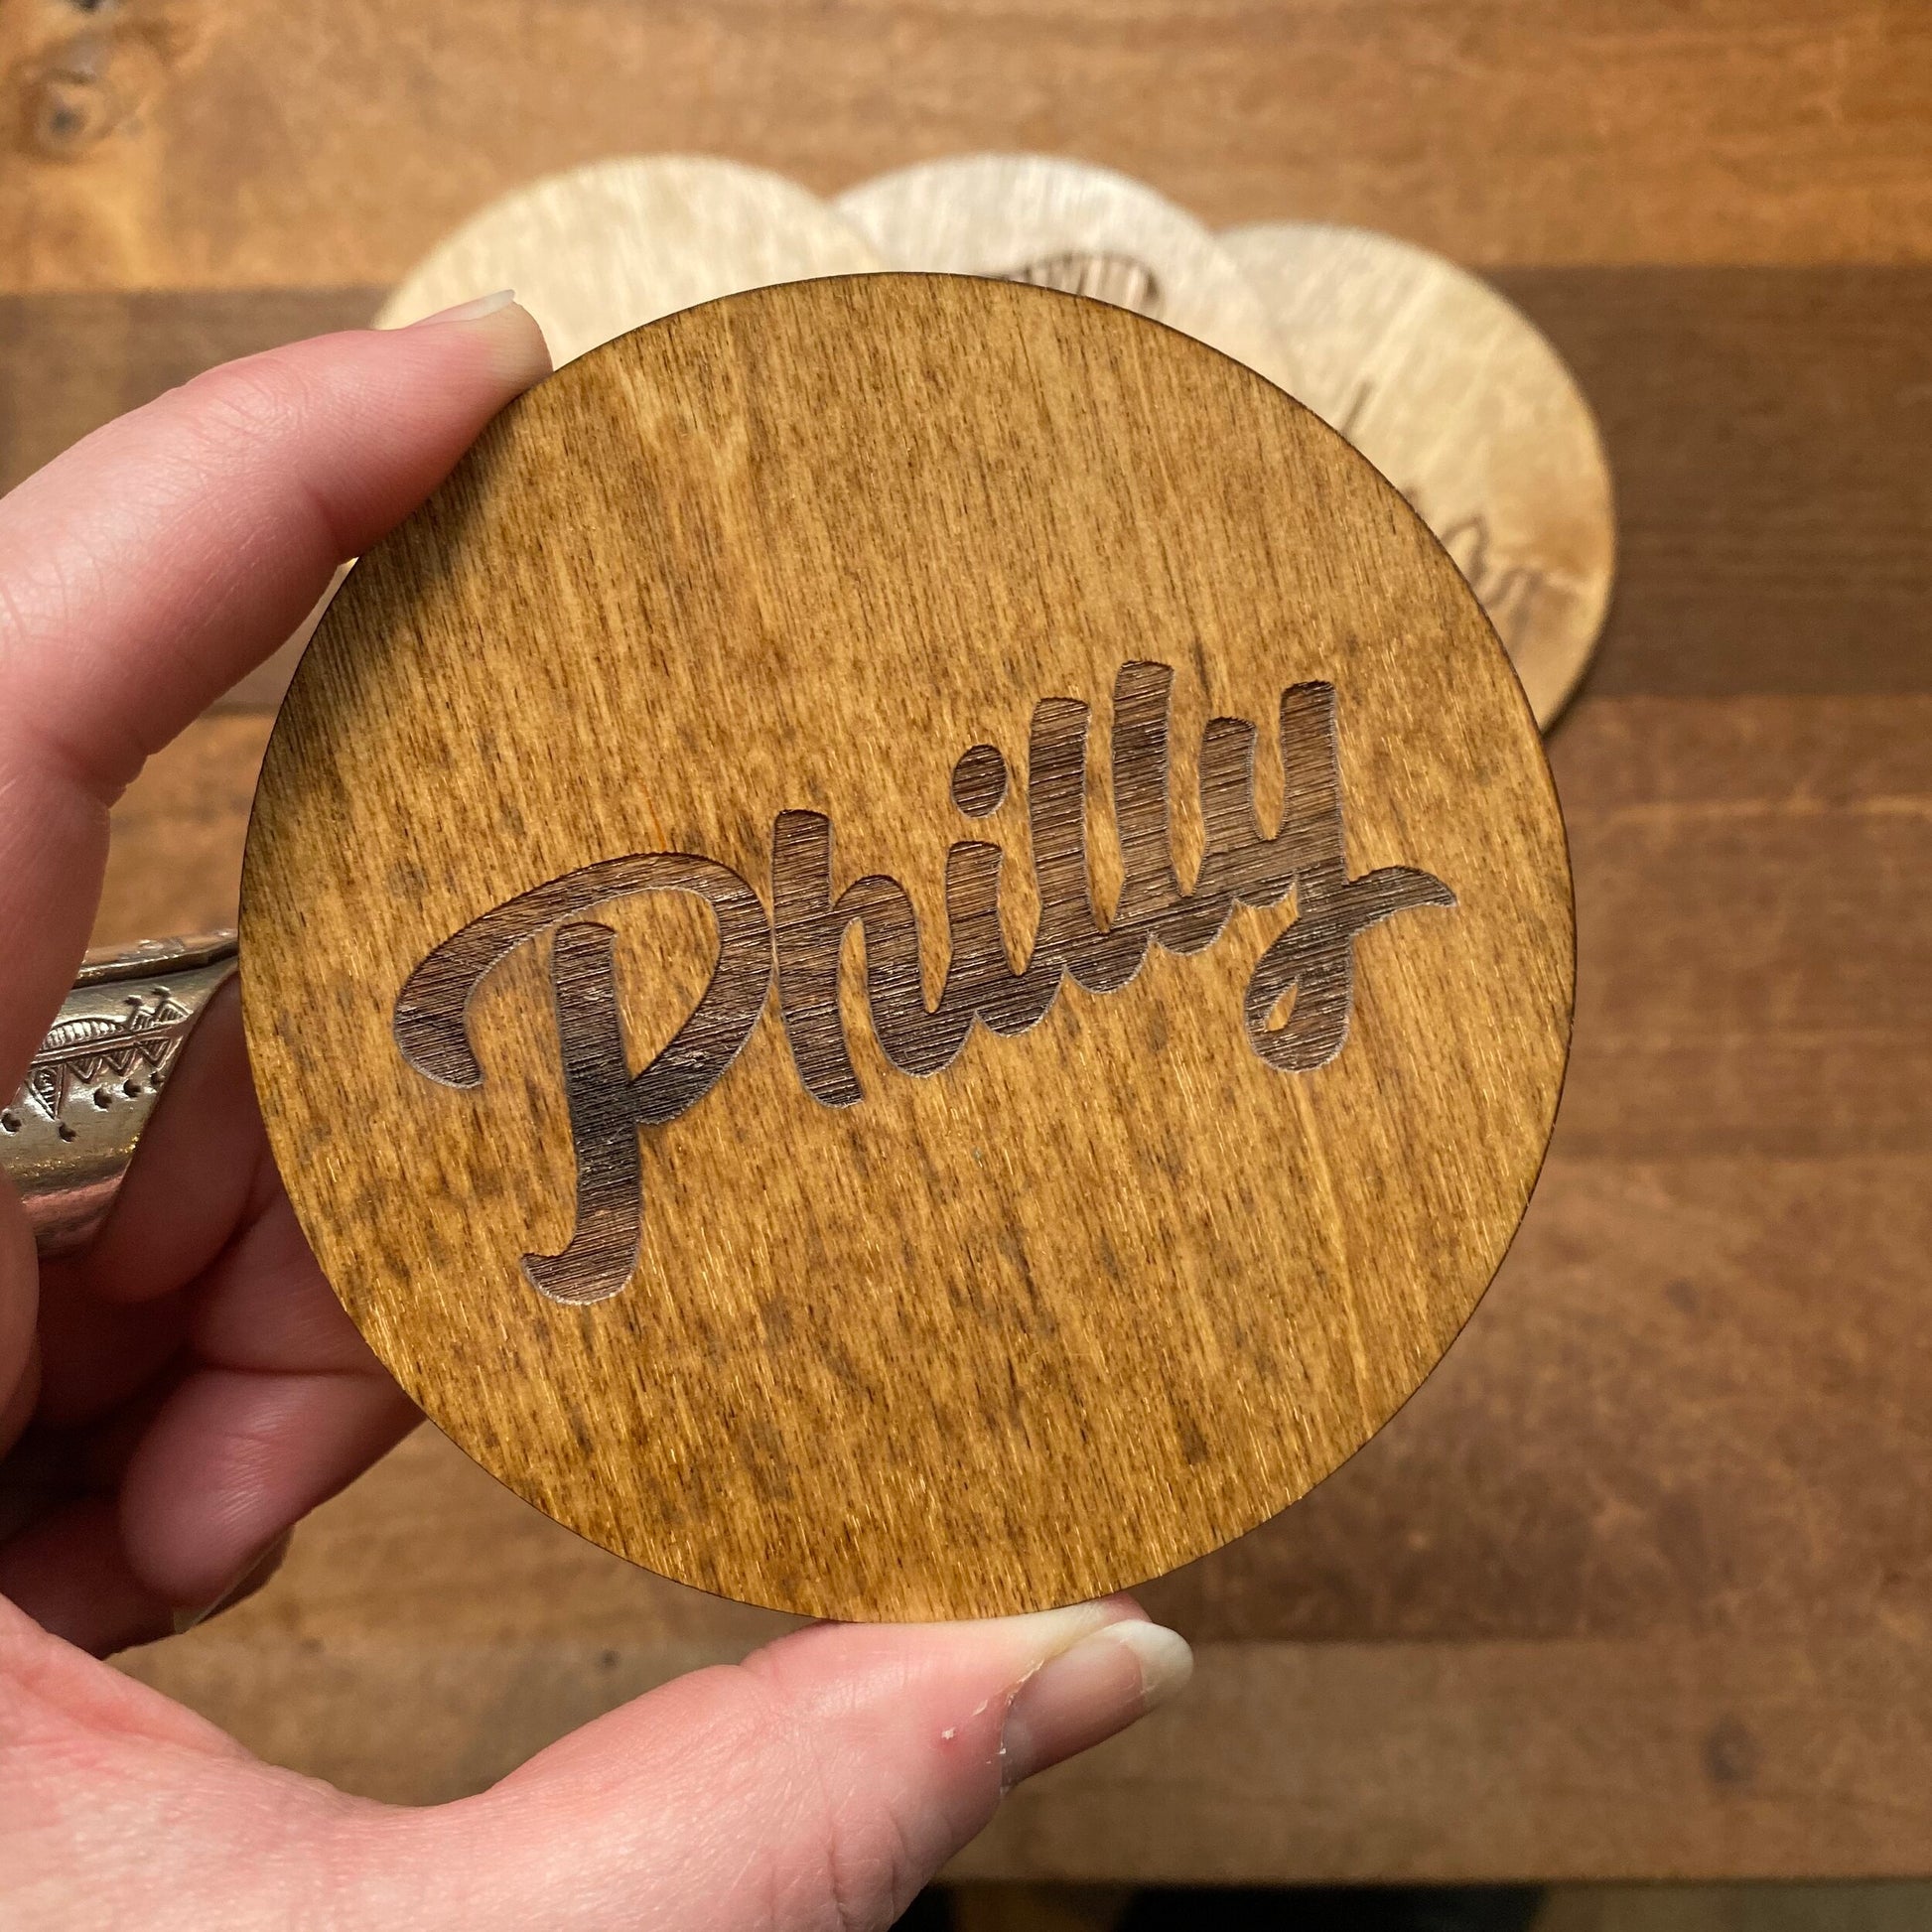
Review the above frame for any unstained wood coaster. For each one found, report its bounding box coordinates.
[1223,222,1616,727]
[838,155,1300,396]
[375,155,883,366]
[242,275,1573,1622]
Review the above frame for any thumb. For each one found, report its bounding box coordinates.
[383,1598,1190,1930]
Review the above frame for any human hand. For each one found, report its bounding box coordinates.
[0,302,1191,1928]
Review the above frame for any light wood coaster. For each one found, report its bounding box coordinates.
[374,155,884,366]
[241,275,1573,1622]
[1223,222,1616,728]
[837,154,1300,394]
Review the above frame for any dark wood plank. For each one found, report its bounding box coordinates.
[92,715,272,944]
[122,1429,1932,1876]
[0,289,375,497]
[955,1630,1932,1883]
[1503,268,1932,700]
[1550,695,1932,1157]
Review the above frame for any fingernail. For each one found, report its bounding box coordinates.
[407,290,519,326]
[1000,1614,1193,1789]
[395,290,551,390]
[171,1531,292,1637]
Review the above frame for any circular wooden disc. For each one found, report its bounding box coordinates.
[837,154,1300,394]
[375,155,883,366]
[242,276,1572,1621]
[1223,222,1616,728]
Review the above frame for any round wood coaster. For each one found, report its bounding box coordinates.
[375,155,883,366]
[242,275,1573,1622]
[1222,222,1616,727]
[837,154,1300,394]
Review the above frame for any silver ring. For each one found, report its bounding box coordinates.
[0,932,238,1257]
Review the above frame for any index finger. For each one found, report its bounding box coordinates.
[0,300,551,1089]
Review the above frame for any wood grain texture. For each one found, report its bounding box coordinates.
[953,1630,1932,1884]
[239,275,1571,1620]
[1534,1884,1932,1930]
[2,0,1927,293]
[1225,223,1615,728]
[1138,694,1932,1646]
[0,0,207,180]
[1507,267,1932,702]
[114,696,1932,1627]
[373,156,883,367]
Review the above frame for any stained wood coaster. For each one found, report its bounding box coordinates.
[1223,222,1617,727]
[374,155,883,366]
[241,275,1573,1621]
[837,154,1300,394]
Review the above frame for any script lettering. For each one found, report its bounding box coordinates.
[395,665,1455,1303]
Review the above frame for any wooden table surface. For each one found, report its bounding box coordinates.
[5,0,1929,1887]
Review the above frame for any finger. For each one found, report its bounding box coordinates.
[0,1494,173,1654]
[0,1363,190,1647]
[0,1186,38,1458]
[1,1205,378,1642]
[0,1598,1187,1926]
[115,1186,416,1608]
[30,982,334,1424]
[3,977,249,1508]
[2,989,242,1497]
[0,301,549,776]
[115,1168,419,1609]
[17,1272,186,1429]
[185,1190,382,1379]
[174,1529,294,1637]
[114,1362,411,1613]
[0,1330,37,1454]
[3,1514,296,1657]
[380,1602,1192,1932]
[57,983,263,1311]
[29,1102,414,1614]
[26,984,280,1428]
[0,301,550,1088]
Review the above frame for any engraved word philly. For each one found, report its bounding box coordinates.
[393,663,1456,1306]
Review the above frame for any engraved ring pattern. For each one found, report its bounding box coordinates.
[0,932,238,1257]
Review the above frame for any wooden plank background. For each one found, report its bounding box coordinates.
[2,0,1928,285]
[2,0,1927,1885]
